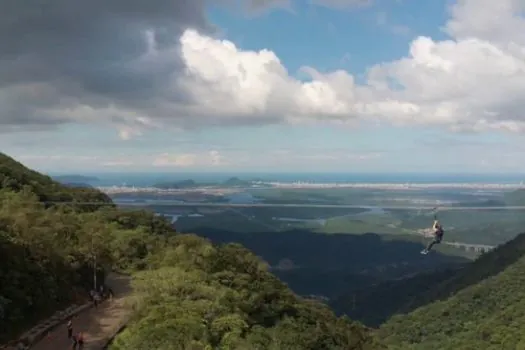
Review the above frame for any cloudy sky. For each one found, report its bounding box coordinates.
[2,0,525,173]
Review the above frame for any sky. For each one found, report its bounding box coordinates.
[1,0,525,173]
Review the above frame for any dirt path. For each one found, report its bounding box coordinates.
[30,273,132,350]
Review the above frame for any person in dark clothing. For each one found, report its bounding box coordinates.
[77,332,85,349]
[67,318,73,338]
[94,291,101,307]
[421,218,444,254]
[71,334,78,349]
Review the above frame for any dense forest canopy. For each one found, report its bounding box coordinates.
[0,152,381,349]
[378,231,525,349]
[3,151,525,349]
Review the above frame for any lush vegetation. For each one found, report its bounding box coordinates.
[326,230,525,349]
[378,232,525,349]
[0,153,382,349]
[7,150,525,350]
[330,267,461,327]
[190,228,468,298]
[111,238,383,349]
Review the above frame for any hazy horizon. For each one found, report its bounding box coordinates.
[49,171,525,187]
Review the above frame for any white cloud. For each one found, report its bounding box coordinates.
[3,0,525,135]
[177,30,365,125]
[100,159,135,167]
[14,151,227,171]
[209,150,226,165]
[152,150,226,167]
[152,153,198,167]
[118,127,142,141]
[174,0,525,132]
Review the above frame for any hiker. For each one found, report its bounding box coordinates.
[94,291,101,307]
[16,341,27,350]
[90,289,99,308]
[77,332,85,349]
[71,333,78,349]
[67,318,73,338]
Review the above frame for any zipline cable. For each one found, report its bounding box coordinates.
[11,201,525,211]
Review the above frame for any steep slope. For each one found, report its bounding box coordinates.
[111,238,385,350]
[379,232,525,349]
[0,153,383,349]
[330,266,461,327]
[331,229,525,329]
[0,153,112,209]
[193,228,468,299]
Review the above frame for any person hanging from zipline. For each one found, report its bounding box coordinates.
[421,214,444,255]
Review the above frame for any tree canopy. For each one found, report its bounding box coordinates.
[374,232,525,349]
[5,150,525,349]
[0,152,381,349]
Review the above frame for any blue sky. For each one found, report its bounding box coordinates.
[2,0,525,173]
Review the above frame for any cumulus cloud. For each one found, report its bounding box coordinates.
[2,0,525,135]
[362,0,525,131]
[17,150,228,170]
[0,0,211,129]
[152,150,226,167]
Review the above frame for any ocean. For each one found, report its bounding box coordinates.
[61,172,525,187]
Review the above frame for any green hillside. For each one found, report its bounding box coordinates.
[0,153,112,210]
[330,267,461,327]
[0,152,382,349]
[6,150,525,350]
[378,232,525,349]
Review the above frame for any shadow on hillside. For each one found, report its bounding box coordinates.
[0,237,110,344]
[329,266,461,327]
[189,227,469,299]
[331,232,525,327]
[403,231,525,310]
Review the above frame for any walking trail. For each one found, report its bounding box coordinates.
[20,273,132,350]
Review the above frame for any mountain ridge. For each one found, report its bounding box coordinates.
[0,152,383,349]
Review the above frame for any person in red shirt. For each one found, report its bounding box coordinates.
[77,332,85,349]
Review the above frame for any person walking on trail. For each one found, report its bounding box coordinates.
[94,291,101,307]
[16,341,27,350]
[421,217,444,255]
[77,332,85,349]
[67,318,73,338]
[71,333,78,349]
[90,289,101,308]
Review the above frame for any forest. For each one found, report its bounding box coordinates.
[0,152,381,349]
[3,151,525,349]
